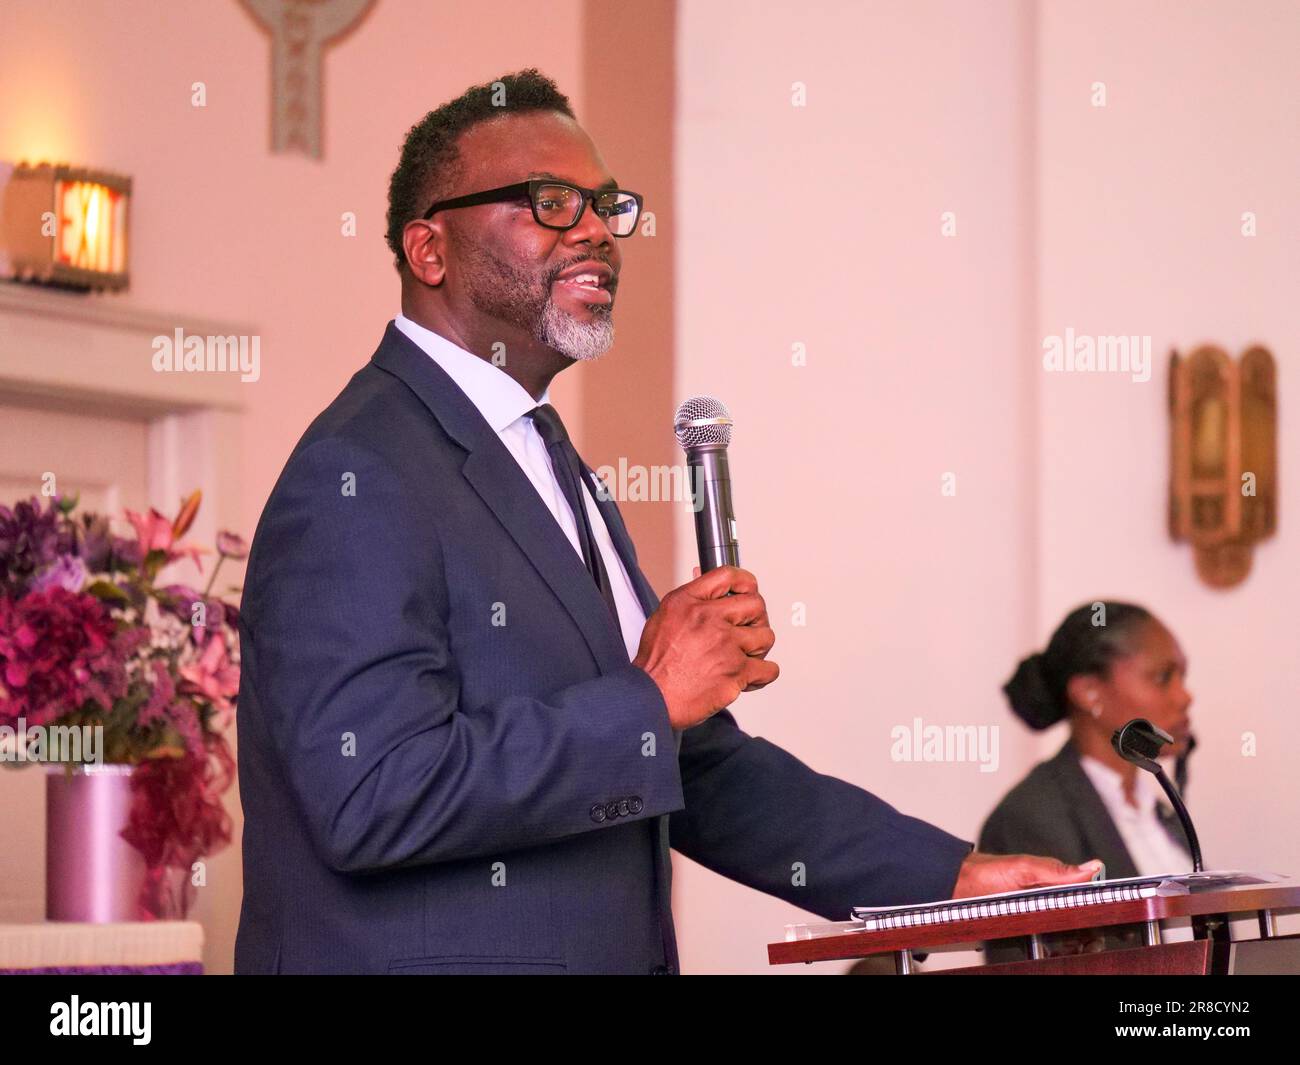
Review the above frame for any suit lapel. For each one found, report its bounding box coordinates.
[371,322,629,674]
[1050,741,1140,879]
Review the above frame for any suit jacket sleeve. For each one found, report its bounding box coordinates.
[668,709,972,920]
[241,436,685,875]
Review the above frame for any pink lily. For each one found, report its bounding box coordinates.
[179,635,239,725]
[124,507,208,573]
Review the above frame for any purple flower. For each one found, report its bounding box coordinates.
[159,584,203,618]
[79,513,145,574]
[30,555,88,594]
[159,584,238,640]
[0,497,72,594]
[216,531,248,561]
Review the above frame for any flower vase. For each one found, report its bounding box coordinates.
[45,764,146,922]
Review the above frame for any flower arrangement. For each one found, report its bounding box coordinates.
[0,490,244,919]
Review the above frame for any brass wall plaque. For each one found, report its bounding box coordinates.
[1169,344,1277,588]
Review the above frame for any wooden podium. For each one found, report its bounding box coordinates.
[768,880,1300,975]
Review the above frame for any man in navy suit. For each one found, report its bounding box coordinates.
[234,69,1099,974]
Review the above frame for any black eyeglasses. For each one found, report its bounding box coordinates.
[422,178,644,237]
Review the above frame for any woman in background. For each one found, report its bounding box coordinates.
[979,601,1196,959]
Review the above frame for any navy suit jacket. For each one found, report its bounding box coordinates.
[233,321,971,974]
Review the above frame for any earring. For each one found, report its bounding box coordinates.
[1089,699,1103,719]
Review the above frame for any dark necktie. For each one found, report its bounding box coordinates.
[527,403,621,627]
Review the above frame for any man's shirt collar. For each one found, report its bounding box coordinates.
[394,313,550,432]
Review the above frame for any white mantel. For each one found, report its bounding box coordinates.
[0,279,249,536]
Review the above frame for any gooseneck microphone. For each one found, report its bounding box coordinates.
[673,396,739,574]
[1112,718,1204,872]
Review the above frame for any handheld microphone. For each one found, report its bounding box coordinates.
[673,396,739,574]
[1112,718,1204,872]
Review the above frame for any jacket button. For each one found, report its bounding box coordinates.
[628,796,643,814]
[605,801,620,820]
[590,804,607,823]
[617,799,631,816]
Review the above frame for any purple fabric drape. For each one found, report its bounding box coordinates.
[0,962,202,975]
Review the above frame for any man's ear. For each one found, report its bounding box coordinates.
[403,217,447,287]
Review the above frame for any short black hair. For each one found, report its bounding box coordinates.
[1003,601,1155,729]
[384,68,576,270]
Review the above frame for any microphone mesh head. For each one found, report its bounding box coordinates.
[674,396,733,449]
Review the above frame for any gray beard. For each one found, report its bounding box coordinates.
[539,298,615,362]
[461,240,615,362]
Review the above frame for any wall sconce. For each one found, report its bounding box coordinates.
[0,161,131,292]
[1169,344,1277,588]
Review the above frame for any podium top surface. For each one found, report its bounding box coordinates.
[768,880,1300,965]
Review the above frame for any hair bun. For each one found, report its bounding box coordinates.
[1002,652,1065,730]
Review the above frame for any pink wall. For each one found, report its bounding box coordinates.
[675,0,1299,973]
[1035,0,1300,893]
[675,0,1041,973]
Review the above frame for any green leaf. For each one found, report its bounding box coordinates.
[86,580,129,603]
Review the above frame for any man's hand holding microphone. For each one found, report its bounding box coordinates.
[632,565,778,731]
[654,395,1099,897]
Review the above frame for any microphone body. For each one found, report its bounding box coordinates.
[674,397,739,574]
[687,444,739,573]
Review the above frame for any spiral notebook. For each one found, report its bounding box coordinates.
[848,871,1279,932]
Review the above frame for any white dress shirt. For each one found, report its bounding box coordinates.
[394,314,648,660]
[1080,754,1196,942]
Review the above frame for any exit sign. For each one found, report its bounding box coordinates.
[0,162,131,291]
